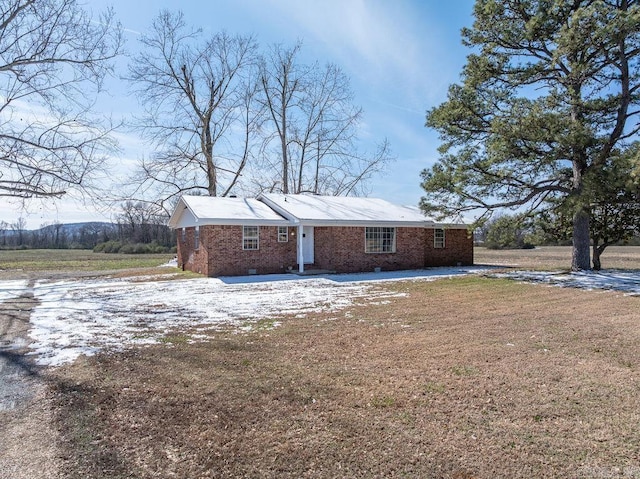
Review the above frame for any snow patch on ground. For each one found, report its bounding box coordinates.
[28,268,478,367]
[20,266,640,368]
[0,280,29,302]
[491,269,640,296]
[159,257,178,268]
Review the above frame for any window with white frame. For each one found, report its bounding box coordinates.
[194,226,200,249]
[243,226,259,250]
[365,227,396,253]
[181,227,186,242]
[278,226,288,242]
[434,228,445,248]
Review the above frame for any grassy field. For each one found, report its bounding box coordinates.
[475,245,640,270]
[1,245,639,276]
[0,249,175,278]
[2,248,639,478]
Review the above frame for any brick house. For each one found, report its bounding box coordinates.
[168,194,473,277]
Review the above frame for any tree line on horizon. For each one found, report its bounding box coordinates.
[475,213,640,252]
[1,202,174,252]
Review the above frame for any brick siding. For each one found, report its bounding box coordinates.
[424,227,474,266]
[177,225,297,276]
[177,224,473,276]
[177,226,208,275]
[314,226,427,273]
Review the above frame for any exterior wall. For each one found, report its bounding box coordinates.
[177,226,209,275]
[176,224,474,277]
[313,226,428,273]
[177,225,297,277]
[424,227,474,267]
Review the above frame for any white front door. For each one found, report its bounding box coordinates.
[302,226,314,264]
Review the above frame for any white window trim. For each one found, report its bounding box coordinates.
[434,228,445,248]
[243,226,259,250]
[194,226,200,250]
[277,226,288,243]
[365,227,396,254]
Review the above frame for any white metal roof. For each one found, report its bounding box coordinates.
[259,193,436,227]
[167,195,290,228]
[168,193,467,229]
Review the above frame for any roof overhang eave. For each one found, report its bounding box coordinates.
[171,218,293,229]
[293,220,438,228]
[433,222,470,229]
[167,198,189,229]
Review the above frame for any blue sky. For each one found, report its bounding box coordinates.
[2,0,475,228]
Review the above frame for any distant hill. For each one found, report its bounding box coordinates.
[35,221,115,234]
[3,221,115,235]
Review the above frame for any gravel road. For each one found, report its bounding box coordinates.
[0,286,61,479]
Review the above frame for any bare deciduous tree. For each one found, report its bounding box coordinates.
[126,10,261,212]
[258,42,393,196]
[0,0,122,199]
[10,216,26,244]
[115,200,172,245]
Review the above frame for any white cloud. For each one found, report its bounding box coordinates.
[251,0,434,89]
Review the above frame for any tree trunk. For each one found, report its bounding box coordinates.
[204,123,216,196]
[571,207,591,271]
[280,74,289,194]
[281,132,289,193]
[280,109,289,195]
[592,247,602,271]
[592,241,609,271]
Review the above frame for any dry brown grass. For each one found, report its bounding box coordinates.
[48,275,640,478]
[474,245,640,270]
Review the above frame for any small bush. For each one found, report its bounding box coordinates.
[94,240,172,254]
[117,243,133,254]
[94,240,123,253]
[484,240,505,250]
[119,243,147,254]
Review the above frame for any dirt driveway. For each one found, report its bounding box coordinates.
[0,283,60,479]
